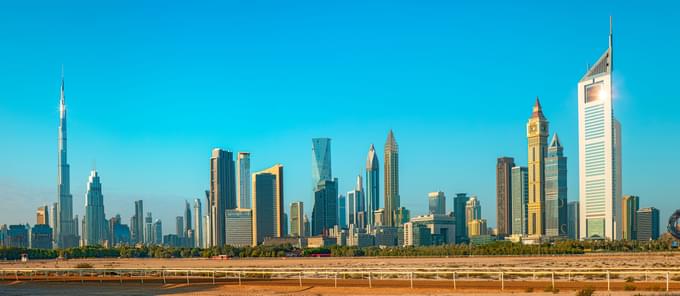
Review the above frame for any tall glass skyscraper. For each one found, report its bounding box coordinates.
[622,195,639,240]
[132,200,144,244]
[290,201,304,237]
[511,167,528,236]
[209,149,236,246]
[193,198,203,247]
[337,194,346,228]
[567,201,580,240]
[236,152,251,209]
[453,193,469,243]
[428,192,446,215]
[56,70,78,248]
[312,138,332,188]
[578,18,622,240]
[365,145,379,227]
[384,130,400,227]
[312,178,338,236]
[252,164,284,244]
[347,175,365,228]
[83,170,105,246]
[545,134,568,237]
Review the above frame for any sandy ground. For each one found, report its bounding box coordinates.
[1,252,679,270]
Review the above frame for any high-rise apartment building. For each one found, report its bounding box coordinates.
[636,207,659,241]
[183,200,192,238]
[622,195,639,240]
[237,152,251,209]
[347,175,365,228]
[312,179,338,236]
[290,201,304,237]
[567,201,580,240]
[545,134,568,237]
[252,164,284,244]
[453,193,470,243]
[384,130,400,227]
[496,157,515,237]
[175,216,184,237]
[144,212,153,244]
[465,196,481,238]
[83,170,105,246]
[428,192,446,215]
[209,148,236,247]
[338,194,346,228]
[527,98,549,237]
[37,206,49,225]
[511,167,529,236]
[193,198,203,247]
[226,208,253,247]
[132,200,144,244]
[578,18,622,240]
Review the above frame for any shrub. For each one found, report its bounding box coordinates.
[575,286,595,296]
[623,284,636,291]
[625,276,635,282]
[75,263,93,268]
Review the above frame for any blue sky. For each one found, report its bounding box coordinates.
[1,1,678,234]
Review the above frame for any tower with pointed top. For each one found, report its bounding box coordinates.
[527,98,549,237]
[56,69,79,248]
[365,144,379,227]
[578,17,622,240]
[545,134,568,237]
[83,170,105,246]
[384,130,400,227]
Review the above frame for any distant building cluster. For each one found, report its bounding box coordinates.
[0,20,669,251]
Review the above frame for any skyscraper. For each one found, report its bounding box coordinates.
[365,145,379,227]
[132,200,144,244]
[36,206,49,225]
[252,164,284,244]
[237,152,251,209]
[50,202,58,240]
[303,214,311,237]
[496,157,515,237]
[83,170,105,246]
[56,70,78,248]
[384,130,400,227]
[193,198,203,248]
[527,98,549,237]
[153,219,162,245]
[175,216,184,237]
[545,134,568,237]
[428,192,446,215]
[144,212,153,244]
[636,207,659,241]
[226,208,253,246]
[183,200,192,238]
[209,148,236,247]
[338,194,346,228]
[578,18,622,240]
[465,196,482,238]
[290,201,304,237]
[453,193,470,243]
[312,178,338,236]
[347,175,365,228]
[511,166,528,236]
[622,195,639,240]
[312,138,332,189]
[567,201,580,240]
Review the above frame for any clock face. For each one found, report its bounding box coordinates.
[530,124,537,133]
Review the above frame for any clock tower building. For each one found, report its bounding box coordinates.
[527,98,549,237]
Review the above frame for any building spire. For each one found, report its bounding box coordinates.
[609,16,613,72]
[532,96,545,119]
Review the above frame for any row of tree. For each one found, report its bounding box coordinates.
[0,239,676,261]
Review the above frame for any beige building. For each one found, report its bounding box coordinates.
[290,201,304,237]
[622,195,639,240]
[36,205,49,225]
[527,98,549,237]
[468,219,488,237]
[383,130,400,227]
[252,164,284,245]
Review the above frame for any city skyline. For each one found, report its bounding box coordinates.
[2,3,679,235]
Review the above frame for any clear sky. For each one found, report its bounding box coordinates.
[1,1,679,235]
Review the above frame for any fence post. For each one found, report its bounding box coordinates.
[552,272,555,290]
[453,271,457,290]
[606,271,610,292]
[667,272,670,292]
[162,270,166,284]
[298,272,302,287]
[186,271,190,286]
[369,272,372,288]
[212,271,215,285]
[334,272,338,288]
[410,272,414,289]
[501,272,504,291]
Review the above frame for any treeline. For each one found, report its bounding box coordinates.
[0,239,676,261]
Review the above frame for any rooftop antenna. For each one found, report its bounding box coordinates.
[609,16,613,71]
